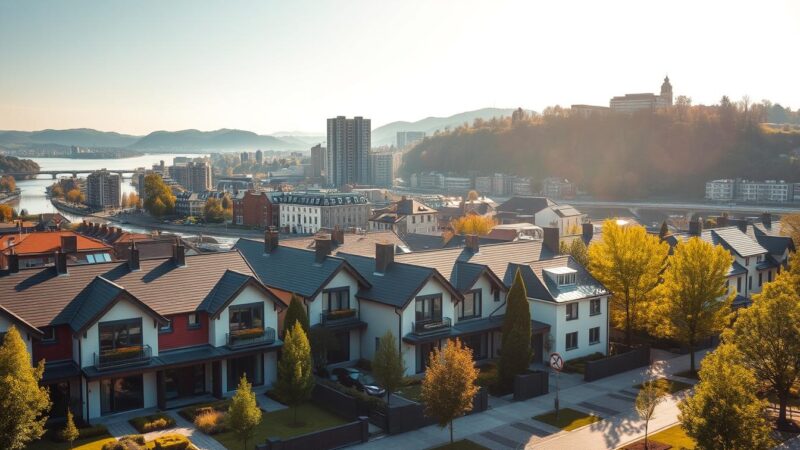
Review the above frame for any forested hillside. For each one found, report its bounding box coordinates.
[401,100,800,199]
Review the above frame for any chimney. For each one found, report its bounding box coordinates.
[331,227,345,247]
[315,235,332,264]
[465,234,479,253]
[761,212,772,228]
[100,224,108,236]
[129,242,140,271]
[689,218,703,236]
[173,242,186,267]
[61,235,78,254]
[8,253,19,274]
[716,215,729,228]
[582,222,594,241]
[54,250,68,275]
[264,227,279,254]
[542,227,560,254]
[375,242,395,274]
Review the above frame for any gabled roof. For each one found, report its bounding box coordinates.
[0,231,111,256]
[702,227,768,258]
[550,205,582,218]
[0,303,43,337]
[280,231,409,257]
[505,255,608,302]
[497,196,556,214]
[338,253,462,308]
[200,269,285,318]
[395,198,436,215]
[752,231,795,256]
[728,261,747,276]
[234,238,370,300]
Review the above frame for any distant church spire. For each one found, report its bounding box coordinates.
[660,75,673,106]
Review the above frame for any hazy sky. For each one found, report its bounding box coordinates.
[2,0,799,135]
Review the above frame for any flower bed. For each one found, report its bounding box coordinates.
[325,309,356,320]
[178,399,231,422]
[129,413,176,433]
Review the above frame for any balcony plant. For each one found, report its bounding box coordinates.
[325,309,356,320]
[230,327,265,341]
[101,345,144,362]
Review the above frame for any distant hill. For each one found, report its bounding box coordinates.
[372,108,522,146]
[129,128,302,151]
[0,128,140,148]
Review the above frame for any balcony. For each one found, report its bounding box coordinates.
[319,308,358,326]
[411,317,452,335]
[94,345,152,371]
[226,327,276,349]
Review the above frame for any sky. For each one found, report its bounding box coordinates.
[1,0,799,135]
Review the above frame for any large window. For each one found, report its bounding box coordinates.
[566,303,579,321]
[227,354,264,390]
[459,290,482,320]
[566,332,578,350]
[590,299,601,316]
[462,333,488,360]
[99,318,143,352]
[229,303,264,332]
[324,288,350,311]
[415,295,443,323]
[46,381,71,418]
[100,375,144,415]
[165,364,205,400]
[327,330,351,364]
[589,327,600,345]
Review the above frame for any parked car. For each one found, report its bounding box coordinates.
[331,368,386,397]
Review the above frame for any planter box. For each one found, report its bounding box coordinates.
[513,370,549,401]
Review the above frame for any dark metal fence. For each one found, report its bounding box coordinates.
[584,345,650,382]
[513,370,549,401]
[256,417,369,450]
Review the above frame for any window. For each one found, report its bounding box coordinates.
[41,326,56,343]
[324,288,350,311]
[227,354,264,389]
[100,375,144,414]
[758,273,763,287]
[229,303,264,332]
[188,313,200,329]
[412,216,416,224]
[493,289,501,302]
[99,318,143,352]
[415,294,443,323]
[589,327,600,345]
[745,257,750,266]
[566,332,578,350]
[768,271,773,282]
[557,273,576,285]
[590,298,601,316]
[159,319,173,334]
[460,289,482,319]
[566,303,578,321]
[737,277,742,293]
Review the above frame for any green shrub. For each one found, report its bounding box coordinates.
[562,353,605,374]
[264,389,286,405]
[129,413,176,433]
[101,435,145,450]
[59,424,108,441]
[153,433,190,450]
[122,435,145,445]
[178,400,230,422]
[476,363,498,388]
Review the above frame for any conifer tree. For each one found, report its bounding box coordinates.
[275,322,314,425]
[498,270,531,390]
[0,326,51,450]
[226,375,262,450]
[372,331,405,405]
[60,409,79,449]
[283,294,309,338]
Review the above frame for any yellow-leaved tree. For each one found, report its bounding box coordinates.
[450,215,496,236]
[652,237,733,374]
[587,220,669,346]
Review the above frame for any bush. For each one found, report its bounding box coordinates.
[129,413,176,433]
[153,433,191,450]
[51,424,109,442]
[178,400,230,422]
[194,410,226,435]
[476,363,498,388]
[101,435,145,450]
[562,353,605,374]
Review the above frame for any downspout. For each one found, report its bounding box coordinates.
[394,307,402,355]
[78,338,88,424]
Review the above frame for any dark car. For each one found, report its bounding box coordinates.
[331,367,386,397]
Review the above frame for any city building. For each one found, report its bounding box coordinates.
[369,197,438,235]
[443,176,471,193]
[310,143,326,180]
[705,179,737,201]
[0,231,113,270]
[497,196,585,236]
[370,151,402,187]
[170,161,212,193]
[0,248,286,421]
[255,149,264,164]
[175,191,226,217]
[275,191,371,234]
[327,116,371,187]
[85,169,121,208]
[570,104,610,117]
[232,190,281,228]
[705,179,796,203]
[609,76,673,113]
[542,177,577,199]
[396,131,425,149]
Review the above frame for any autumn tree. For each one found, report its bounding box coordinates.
[143,174,175,217]
[467,190,479,201]
[588,220,669,346]
[498,270,531,390]
[275,322,314,425]
[203,198,225,223]
[66,189,83,204]
[372,331,405,406]
[635,381,665,450]
[421,339,479,444]
[679,344,773,450]
[50,183,64,198]
[0,326,51,450]
[0,175,16,192]
[726,273,800,426]
[225,375,262,450]
[0,204,13,222]
[59,409,79,449]
[781,213,800,248]
[121,192,129,208]
[128,193,140,209]
[559,238,588,267]
[450,214,496,236]
[653,237,733,374]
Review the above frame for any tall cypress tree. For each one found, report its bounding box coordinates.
[283,294,309,338]
[498,270,532,390]
[275,322,314,425]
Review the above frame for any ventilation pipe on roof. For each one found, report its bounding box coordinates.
[315,235,332,264]
[689,218,703,236]
[55,250,68,275]
[129,241,140,271]
[762,212,772,228]
[465,234,479,253]
[8,253,19,274]
[61,235,78,254]
[264,227,279,254]
[173,242,186,267]
[542,227,560,254]
[582,223,594,241]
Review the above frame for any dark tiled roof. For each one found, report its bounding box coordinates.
[452,263,485,292]
[497,196,555,214]
[281,231,409,257]
[234,238,369,299]
[56,277,128,332]
[505,256,608,302]
[756,257,779,270]
[42,360,81,382]
[753,232,795,256]
[199,270,256,315]
[728,261,747,276]
[702,227,767,258]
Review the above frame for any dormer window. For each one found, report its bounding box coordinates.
[544,267,577,286]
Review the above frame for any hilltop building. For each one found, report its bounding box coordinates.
[609,76,673,113]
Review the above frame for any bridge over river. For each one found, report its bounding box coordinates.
[0,169,138,179]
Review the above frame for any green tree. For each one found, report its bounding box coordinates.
[0,326,51,450]
[203,198,225,223]
[372,331,405,406]
[636,381,665,450]
[588,220,669,346]
[653,237,733,374]
[727,273,800,426]
[679,344,773,450]
[559,238,588,267]
[225,375,262,450]
[143,174,175,217]
[421,339,479,444]
[283,294,309,337]
[498,270,531,390]
[275,322,314,425]
[59,408,80,449]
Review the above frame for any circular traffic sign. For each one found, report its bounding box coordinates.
[549,352,564,371]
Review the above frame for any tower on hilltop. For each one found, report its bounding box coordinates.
[660,75,673,106]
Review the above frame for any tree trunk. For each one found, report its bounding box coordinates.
[689,343,695,375]
[450,420,454,444]
[625,299,632,347]
[779,392,789,426]
[644,420,648,449]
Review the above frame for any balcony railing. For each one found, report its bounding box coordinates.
[411,317,452,335]
[94,344,152,371]
[319,308,358,326]
[226,327,276,349]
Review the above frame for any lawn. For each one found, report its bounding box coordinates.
[396,382,423,403]
[622,424,696,450]
[429,439,490,450]
[24,435,116,450]
[636,378,694,395]
[533,408,601,431]
[212,402,348,449]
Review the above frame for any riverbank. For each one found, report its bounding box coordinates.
[50,198,100,216]
[100,212,266,239]
[0,190,20,204]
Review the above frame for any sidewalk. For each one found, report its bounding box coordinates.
[353,349,707,450]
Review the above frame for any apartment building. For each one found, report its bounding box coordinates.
[370,151,402,188]
[170,161,212,192]
[396,131,425,149]
[327,116,371,187]
[275,192,371,234]
[706,179,795,203]
[232,190,281,228]
[85,170,121,208]
[609,76,673,113]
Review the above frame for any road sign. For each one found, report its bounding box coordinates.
[549,352,564,372]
